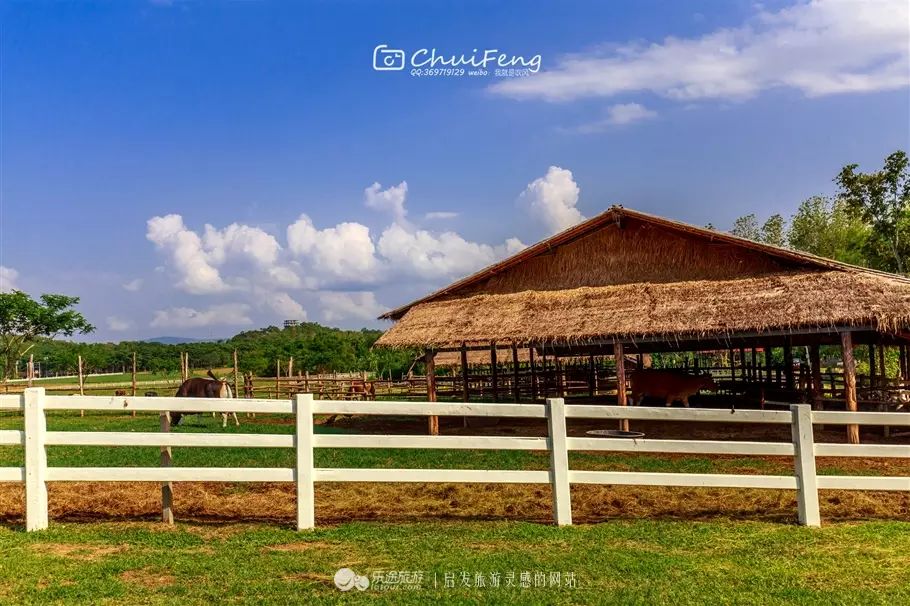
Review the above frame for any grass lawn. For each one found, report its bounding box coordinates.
[0,519,908,605]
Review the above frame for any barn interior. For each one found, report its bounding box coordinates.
[376,206,910,444]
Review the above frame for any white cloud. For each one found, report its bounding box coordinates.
[364,181,409,223]
[0,266,19,292]
[519,166,585,234]
[150,303,253,329]
[257,289,307,320]
[377,223,525,280]
[203,223,281,267]
[320,291,387,323]
[491,0,910,103]
[146,214,229,294]
[122,278,143,292]
[425,211,459,220]
[287,214,380,278]
[106,316,132,331]
[575,103,657,132]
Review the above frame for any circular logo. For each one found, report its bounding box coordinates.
[334,568,370,592]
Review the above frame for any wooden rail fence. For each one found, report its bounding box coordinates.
[1,388,910,530]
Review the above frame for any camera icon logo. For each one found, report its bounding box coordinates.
[373,44,406,71]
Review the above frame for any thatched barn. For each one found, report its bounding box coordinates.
[376,206,910,442]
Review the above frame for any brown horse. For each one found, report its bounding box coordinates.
[172,370,238,427]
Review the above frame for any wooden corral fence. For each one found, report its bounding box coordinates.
[3,389,910,529]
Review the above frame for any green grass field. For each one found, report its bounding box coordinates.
[0,412,908,604]
[0,519,908,605]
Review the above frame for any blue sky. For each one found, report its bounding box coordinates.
[1,0,908,341]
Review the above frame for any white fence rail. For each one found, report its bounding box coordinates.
[1,388,910,530]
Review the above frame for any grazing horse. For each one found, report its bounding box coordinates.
[172,370,238,427]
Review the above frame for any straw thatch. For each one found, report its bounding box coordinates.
[376,206,910,350]
[376,270,910,349]
[434,348,531,367]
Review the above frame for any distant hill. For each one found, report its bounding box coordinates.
[144,336,209,345]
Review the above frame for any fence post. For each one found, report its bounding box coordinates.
[24,387,48,531]
[160,412,174,524]
[790,404,820,527]
[546,397,572,526]
[295,393,315,530]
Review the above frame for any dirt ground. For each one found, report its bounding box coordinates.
[1,414,908,527]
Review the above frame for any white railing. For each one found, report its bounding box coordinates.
[2,388,910,531]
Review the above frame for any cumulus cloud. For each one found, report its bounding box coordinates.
[520,166,585,234]
[491,0,909,103]
[122,278,143,292]
[320,291,387,323]
[147,176,542,325]
[287,215,380,278]
[146,214,229,294]
[377,224,525,280]
[364,181,409,223]
[106,316,132,331]
[150,303,253,329]
[0,266,19,292]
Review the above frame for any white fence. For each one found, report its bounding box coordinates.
[1,387,910,531]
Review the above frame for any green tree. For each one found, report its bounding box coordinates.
[0,292,94,380]
[731,214,761,240]
[836,150,910,273]
[788,196,869,265]
[760,214,786,247]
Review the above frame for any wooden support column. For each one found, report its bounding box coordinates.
[460,344,469,402]
[840,331,860,444]
[288,357,294,381]
[878,344,887,384]
[512,343,521,403]
[784,338,795,392]
[729,348,736,390]
[739,347,747,381]
[275,358,281,398]
[529,348,538,401]
[490,343,499,403]
[809,345,823,411]
[27,354,34,387]
[868,344,876,388]
[615,343,629,432]
[765,345,773,385]
[232,350,240,397]
[588,354,596,398]
[899,345,907,380]
[77,355,85,396]
[425,350,439,435]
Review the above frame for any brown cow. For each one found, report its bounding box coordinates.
[172,370,238,427]
[630,370,717,407]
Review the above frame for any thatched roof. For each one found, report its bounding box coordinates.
[434,348,531,367]
[376,206,910,350]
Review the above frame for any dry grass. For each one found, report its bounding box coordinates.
[0,480,908,527]
[377,270,910,348]
[119,567,175,589]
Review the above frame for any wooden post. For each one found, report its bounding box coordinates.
[877,344,886,384]
[131,351,137,396]
[77,355,85,396]
[784,338,795,392]
[275,358,281,398]
[546,397,572,526]
[868,344,876,387]
[490,343,499,403]
[77,354,85,417]
[588,354,596,398]
[304,370,310,393]
[27,354,34,387]
[425,350,438,435]
[739,347,747,381]
[295,393,315,530]
[791,404,820,527]
[556,357,564,398]
[512,343,521,403]
[131,352,138,417]
[24,388,48,531]
[460,344,469,402]
[530,348,538,401]
[899,345,907,381]
[232,350,240,397]
[615,343,629,432]
[288,357,294,381]
[729,348,736,390]
[809,345,823,411]
[765,345,773,385]
[160,412,174,524]
[840,331,860,444]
